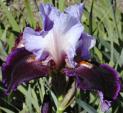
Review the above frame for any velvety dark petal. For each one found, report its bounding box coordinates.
[2,48,32,85]
[63,63,120,102]
[99,64,120,99]
[2,48,49,94]
[41,94,52,113]
[63,68,76,77]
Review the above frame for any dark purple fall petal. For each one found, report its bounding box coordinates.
[2,48,49,94]
[41,95,52,113]
[63,63,120,107]
[2,48,32,85]
[99,64,120,100]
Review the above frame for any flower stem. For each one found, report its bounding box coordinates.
[56,108,63,113]
[56,96,64,113]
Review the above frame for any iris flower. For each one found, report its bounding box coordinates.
[2,3,120,112]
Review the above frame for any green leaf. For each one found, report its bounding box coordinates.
[0,1,20,32]
[119,49,123,66]
[24,0,36,27]
[39,79,45,102]
[94,47,103,63]
[25,85,33,113]
[50,90,58,108]
[0,25,9,42]
[31,88,40,113]
[43,0,52,3]
[0,41,7,61]
[0,107,14,113]
[58,0,65,11]
[76,99,98,113]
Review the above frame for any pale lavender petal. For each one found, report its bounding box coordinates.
[23,13,84,66]
[40,3,60,31]
[64,3,84,20]
[98,91,111,112]
[76,33,96,60]
[52,13,84,65]
[23,27,48,59]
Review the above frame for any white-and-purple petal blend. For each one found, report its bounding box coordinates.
[1,3,121,112]
[23,3,86,66]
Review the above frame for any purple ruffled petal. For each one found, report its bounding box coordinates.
[2,48,49,94]
[64,3,84,20]
[39,3,84,31]
[2,48,31,85]
[23,27,48,60]
[63,63,120,110]
[12,26,42,51]
[40,3,60,31]
[100,64,120,100]
[76,33,96,60]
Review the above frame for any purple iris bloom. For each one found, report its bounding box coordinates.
[1,3,120,112]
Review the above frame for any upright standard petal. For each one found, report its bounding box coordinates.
[76,33,96,60]
[23,27,47,59]
[64,3,84,20]
[23,12,84,66]
[63,62,120,110]
[51,13,84,65]
[2,48,49,94]
[40,3,60,31]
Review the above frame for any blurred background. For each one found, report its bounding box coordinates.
[0,0,123,113]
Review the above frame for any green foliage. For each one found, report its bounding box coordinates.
[0,0,123,113]
[76,99,98,113]
[0,0,20,32]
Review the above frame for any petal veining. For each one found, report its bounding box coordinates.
[23,11,84,66]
